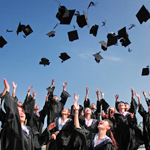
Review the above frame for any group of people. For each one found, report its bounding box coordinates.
[0,78,150,150]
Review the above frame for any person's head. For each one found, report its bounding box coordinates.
[34,104,39,111]
[53,95,58,101]
[61,108,70,116]
[125,102,130,111]
[17,106,26,124]
[108,107,116,115]
[17,102,23,107]
[80,110,84,116]
[118,101,125,110]
[98,119,113,131]
[90,103,96,110]
[84,107,92,115]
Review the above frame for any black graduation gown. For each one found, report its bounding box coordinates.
[1,92,51,150]
[138,104,150,150]
[145,98,150,107]
[47,86,70,125]
[48,117,73,150]
[23,94,49,150]
[74,127,115,150]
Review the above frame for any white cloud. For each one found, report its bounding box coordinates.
[106,56,121,61]
[78,52,92,59]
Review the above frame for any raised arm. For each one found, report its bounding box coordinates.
[85,87,89,101]
[135,92,141,105]
[96,88,100,101]
[74,93,80,128]
[131,87,134,99]
[27,85,33,97]
[115,94,119,111]
[12,81,17,98]
[63,82,67,91]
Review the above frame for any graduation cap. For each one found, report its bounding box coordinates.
[90,24,99,37]
[68,30,79,42]
[141,66,149,76]
[107,32,118,47]
[87,1,97,9]
[120,37,131,47]
[0,36,7,48]
[117,27,128,39]
[93,51,103,63]
[46,31,56,37]
[39,58,50,66]
[56,6,75,24]
[99,41,107,51]
[76,11,89,28]
[59,52,71,62]
[16,22,25,35]
[23,25,33,36]
[136,5,150,24]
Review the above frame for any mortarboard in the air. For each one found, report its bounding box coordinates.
[136,5,150,24]
[46,31,56,37]
[16,22,25,35]
[59,52,71,62]
[56,6,75,25]
[142,66,149,76]
[99,41,107,51]
[117,27,128,39]
[23,25,33,36]
[76,11,89,28]
[0,36,7,48]
[90,24,99,37]
[68,30,79,42]
[120,37,131,47]
[107,32,118,47]
[39,58,50,66]
[93,51,103,63]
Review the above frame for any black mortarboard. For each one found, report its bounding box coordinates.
[59,52,71,62]
[0,36,7,48]
[76,11,89,28]
[46,31,56,37]
[118,27,128,39]
[107,32,118,47]
[142,66,149,76]
[90,24,99,37]
[93,52,103,63]
[120,37,131,47]
[99,41,107,51]
[68,30,79,42]
[23,25,33,36]
[16,22,25,35]
[39,58,50,66]
[56,6,75,24]
[136,5,150,24]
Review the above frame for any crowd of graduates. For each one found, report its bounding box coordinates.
[0,78,150,150]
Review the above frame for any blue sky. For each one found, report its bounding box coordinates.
[0,0,150,127]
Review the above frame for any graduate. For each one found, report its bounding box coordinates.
[73,93,117,150]
[136,92,150,150]
[46,79,71,126]
[1,78,55,150]
[48,108,73,150]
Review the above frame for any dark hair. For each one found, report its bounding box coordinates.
[105,119,118,150]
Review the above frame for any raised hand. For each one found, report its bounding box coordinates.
[86,87,89,94]
[130,113,134,119]
[73,93,79,110]
[51,134,56,140]
[48,123,56,131]
[115,94,119,99]
[100,110,105,118]
[4,78,10,92]
[95,88,99,95]
[32,91,36,99]
[28,85,33,92]
[135,92,140,99]
[12,81,17,89]
[141,91,147,98]
[100,90,104,98]
[63,82,67,91]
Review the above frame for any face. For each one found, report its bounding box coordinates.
[118,102,125,110]
[90,104,96,110]
[125,103,130,111]
[98,120,110,130]
[85,107,92,115]
[18,107,26,123]
[34,104,39,110]
[53,95,58,101]
[61,108,70,115]
[17,102,23,107]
